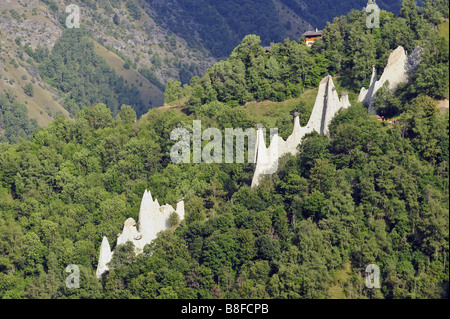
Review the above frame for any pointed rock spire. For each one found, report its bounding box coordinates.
[306,75,329,134]
[357,46,419,114]
[96,236,113,278]
[322,76,341,135]
[341,92,351,109]
[176,198,185,221]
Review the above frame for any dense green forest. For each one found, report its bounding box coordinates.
[0,92,40,144]
[0,0,448,299]
[38,27,146,117]
[164,34,327,107]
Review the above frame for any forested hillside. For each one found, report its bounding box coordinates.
[0,0,448,299]
[0,92,40,144]
[1,0,443,143]
[39,28,146,117]
[0,0,215,141]
[145,0,427,58]
[164,0,449,109]
[278,0,410,29]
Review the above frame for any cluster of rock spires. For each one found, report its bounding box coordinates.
[251,46,421,188]
[251,75,351,187]
[95,46,422,277]
[96,190,185,278]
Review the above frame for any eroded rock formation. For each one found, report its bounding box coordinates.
[358,46,422,113]
[96,189,185,278]
[251,75,350,187]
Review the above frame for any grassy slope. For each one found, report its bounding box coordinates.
[438,18,449,40]
[0,1,68,127]
[1,0,203,130]
[329,262,352,299]
[0,44,70,127]
[91,40,164,110]
[241,88,317,128]
[156,74,357,136]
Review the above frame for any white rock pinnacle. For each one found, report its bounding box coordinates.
[358,46,421,113]
[341,92,351,109]
[176,198,185,221]
[96,236,112,278]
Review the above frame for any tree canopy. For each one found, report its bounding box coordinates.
[0,0,448,300]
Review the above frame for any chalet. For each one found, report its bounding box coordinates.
[302,29,323,47]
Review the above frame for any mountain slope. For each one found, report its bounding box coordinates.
[277,0,424,29]
[145,0,310,58]
[91,40,164,109]
[0,0,433,141]
[0,0,217,129]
